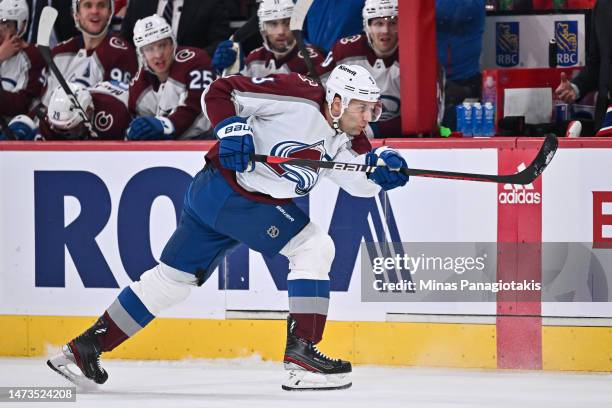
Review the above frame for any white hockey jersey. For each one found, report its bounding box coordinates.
[0,44,46,118]
[202,73,380,202]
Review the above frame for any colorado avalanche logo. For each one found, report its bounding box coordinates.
[109,37,129,50]
[69,63,92,88]
[266,140,327,196]
[175,49,195,63]
[94,111,113,132]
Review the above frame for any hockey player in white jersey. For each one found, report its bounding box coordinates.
[40,0,137,108]
[211,0,324,77]
[0,0,46,127]
[318,0,400,138]
[126,15,214,140]
[47,64,408,390]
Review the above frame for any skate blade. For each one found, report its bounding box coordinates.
[47,353,99,391]
[282,369,352,391]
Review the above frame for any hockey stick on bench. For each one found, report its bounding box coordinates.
[290,0,321,85]
[37,6,99,139]
[222,14,260,77]
[251,135,558,185]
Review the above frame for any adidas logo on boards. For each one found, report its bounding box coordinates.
[498,163,541,204]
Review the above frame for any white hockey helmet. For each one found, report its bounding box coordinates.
[47,83,94,130]
[362,0,398,51]
[325,64,381,128]
[257,0,295,55]
[0,0,29,38]
[133,14,176,70]
[72,0,115,38]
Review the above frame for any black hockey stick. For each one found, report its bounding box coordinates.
[222,13,260,76]
[37,6,98,139]
[251,135,558,185]
[290,0,321,85]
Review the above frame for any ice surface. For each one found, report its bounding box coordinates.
[0,357,610,408]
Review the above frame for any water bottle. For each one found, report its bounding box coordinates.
[482,74,496,106]
[483,102,495,136]
[455,104,465,133]
[463,102,473,137]
[472,102,483,136]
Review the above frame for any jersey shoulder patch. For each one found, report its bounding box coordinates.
[107,34,131,51]
[332,34,368,58]
[170,47,214,83]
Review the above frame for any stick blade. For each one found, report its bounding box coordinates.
[37,6,58,47]
[514,135,559,184]
[290,0,314,31]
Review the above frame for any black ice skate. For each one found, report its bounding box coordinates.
[47,317,109,388]
[282,316,352,391]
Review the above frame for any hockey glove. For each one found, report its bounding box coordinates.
[366,147,409,191]
[126,116,174,140]
[5,115,36,140]
[211,40,244,73]
[215,116,255,173]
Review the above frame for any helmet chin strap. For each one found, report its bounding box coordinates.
[263,35,296,58]
[81,26,108,39]
[328,103,344,134]
[75,15,110,39]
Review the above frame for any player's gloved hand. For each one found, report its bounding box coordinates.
[366,147,408,191]
[211,40,244,73]
[126,116,174,140]
[215,116,255,173]
[5,115,37,140]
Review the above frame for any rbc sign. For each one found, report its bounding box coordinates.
[496,22,519,68]
[555,21,578,67]
[33,168,403,292]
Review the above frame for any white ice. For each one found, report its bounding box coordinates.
[0,357,610,408]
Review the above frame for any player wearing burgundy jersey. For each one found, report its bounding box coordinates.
[318,0,400,138]
[126,15,213,140]
[47,64,409,391]
[0,0,46,122]
[40,0,137,108]
[42,81,130,140]
[6,81,131,140]
[211,0,324,77]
